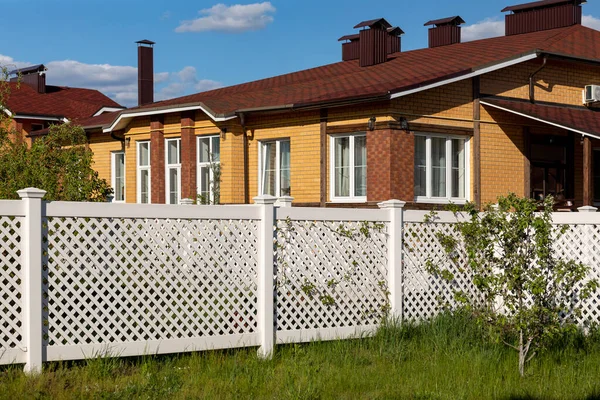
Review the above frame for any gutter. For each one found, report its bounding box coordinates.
[529,55,548,104]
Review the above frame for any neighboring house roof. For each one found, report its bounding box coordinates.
[4,82,123,122]
[83,24,600,132]
[482,97,600,139]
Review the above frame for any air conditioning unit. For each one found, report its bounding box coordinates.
[584,85,600,103]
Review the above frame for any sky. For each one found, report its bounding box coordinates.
[1,0,600,107]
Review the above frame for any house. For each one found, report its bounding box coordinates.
[80,0,600,210]
[1,64,124,142]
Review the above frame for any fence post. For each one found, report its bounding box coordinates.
[378,200,406,324]
[254,195,277,359]
[17,187,46,374]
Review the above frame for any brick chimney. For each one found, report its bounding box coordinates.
[424,16,465,48]
[136,40,155,106]
[502,0,584,36]
[9,64,47,94]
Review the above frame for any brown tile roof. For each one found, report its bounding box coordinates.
[4,82,123,122]
[83,24,600,130]
[482,97,600,138]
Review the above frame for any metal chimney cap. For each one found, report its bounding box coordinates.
[424,16,466,27]
[136,39,156,46]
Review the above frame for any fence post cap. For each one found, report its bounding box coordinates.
[17,188,46,199]
[578,206,598,213]
[275,196,294,207]
[378,200,406,209]
[253,195,278,205]
[180,198,194,205]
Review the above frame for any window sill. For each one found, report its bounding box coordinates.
[329,197,368,204]
[414,197,468,205]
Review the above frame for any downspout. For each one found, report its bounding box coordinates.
[529,55,548,104]
[110,130,126,151]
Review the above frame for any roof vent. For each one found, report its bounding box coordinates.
[424,16,465,48]
[502,0,585,36]
[9,64,47,94]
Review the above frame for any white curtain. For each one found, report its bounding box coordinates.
[335,138,350,197]
[431,138,446,197]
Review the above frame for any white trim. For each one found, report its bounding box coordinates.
[165,138,182,205]
[413,133,470,204]
[103,105,237,133]
[329,133,367,203]
[390,53,539,100]
[93,107,126,117]
[136,141,151,204]
[258,139,291,197]
[481,100,600,140]
[13,114,69,123]
[197,135,220,204]
[111,151,126,203]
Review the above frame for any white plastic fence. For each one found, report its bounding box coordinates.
[1,189,599,373]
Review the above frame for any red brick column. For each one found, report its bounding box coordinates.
[180,111,197,201]
[150,115,165,204]
[367,128,414,202]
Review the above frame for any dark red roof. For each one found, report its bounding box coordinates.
[4,82,123,122]
[482,97,600,137]
[82,24,600,130]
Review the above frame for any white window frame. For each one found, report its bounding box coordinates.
[197,135,220,204]
[111,151,125,203]
[165,138,182,205]
[136,141,151,204]
[329,133,367,203]
[414,133,470,205]
[258,138,291,197]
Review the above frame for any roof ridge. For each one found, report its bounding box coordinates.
[539,24,581,48]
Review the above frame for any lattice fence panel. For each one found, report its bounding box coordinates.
[554,224,600,326]
[275,219,388,331]
[43,217,258,347]
[403,221,478,321]
[0,217,22,353]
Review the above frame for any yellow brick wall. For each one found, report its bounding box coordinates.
[88,132,125,198]
[245,111,321,204]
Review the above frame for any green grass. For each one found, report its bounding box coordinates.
[1,313,600,399]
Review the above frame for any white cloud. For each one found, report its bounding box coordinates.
[175,2,275,33]
[462,18,505,42]
[583,15,600,31]
[1,54,221,108]
[156,66,222,101]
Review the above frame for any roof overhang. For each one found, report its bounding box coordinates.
[13,114,69,123]
[481,98,600,140]
[101,103,237,133]
[390,52,539,100]
[93,106,126,117]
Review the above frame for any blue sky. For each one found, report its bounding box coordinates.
[2,0,600,107]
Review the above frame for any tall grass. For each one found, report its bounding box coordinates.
[1,312,599,399]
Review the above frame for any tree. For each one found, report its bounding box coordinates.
[0,65,111,201]
[0,122,112,201]
[427,194,598,376]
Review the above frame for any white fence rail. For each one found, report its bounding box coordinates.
[1,189,600,373]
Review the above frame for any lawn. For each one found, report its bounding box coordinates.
[1,314,599,399]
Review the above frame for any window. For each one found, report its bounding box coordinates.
[197,135,221,204]
[137,141,151,204]
[31,123,44,132]
[165,138,181,204]
[111,151,125,202]
[330,133,366,201]
[259,139,291,197]
[414,134,469,203]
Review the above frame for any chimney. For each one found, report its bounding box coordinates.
[339,34,361,61]
[424,16,465,48]
[9,64,47,94]
[354,18,393,67]
[502,0,584,36]
[136,40,155,106]
[387,27,404,54]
